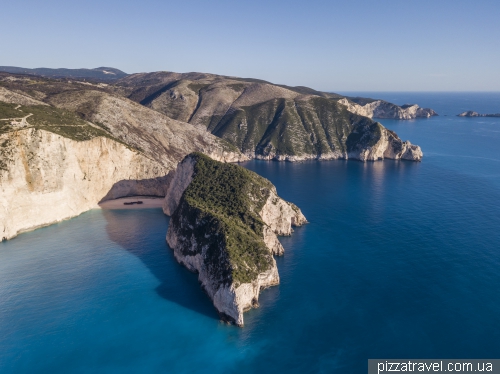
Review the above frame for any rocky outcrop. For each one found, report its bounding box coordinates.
[338,98,438,119]
[165,153,306,326]
[0,128,170,241]
[346,122,423,161]
[458,111,500,117]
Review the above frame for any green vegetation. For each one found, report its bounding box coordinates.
[346,122,383,151]
[0,102,115,141]
[207,96,374,158]
[171,153,275,285]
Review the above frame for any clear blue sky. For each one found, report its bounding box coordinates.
[1,0,498,91]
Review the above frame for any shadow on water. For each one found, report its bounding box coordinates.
[101,208,219,321]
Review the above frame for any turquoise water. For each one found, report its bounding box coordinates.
[1,93,500,373]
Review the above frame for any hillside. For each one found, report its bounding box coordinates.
[165,153,307,325]
[114,71,425,160]
[0,70,425,161]
[0,83,244,240]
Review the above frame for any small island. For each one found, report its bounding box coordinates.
[457,111,500,117]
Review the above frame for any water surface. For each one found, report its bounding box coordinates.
[1,93,500,373]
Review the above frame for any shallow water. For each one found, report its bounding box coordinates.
[1,93,500,373]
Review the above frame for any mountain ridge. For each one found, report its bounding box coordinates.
[0,66,128,81]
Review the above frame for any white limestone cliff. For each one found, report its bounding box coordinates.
[347,124,423,162]
[166,226,281,326]
[164,155,307,325]
[0,128,170,240]
[338,98,437,119]
[162,156,195,216]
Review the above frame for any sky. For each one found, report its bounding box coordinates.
[1,0,499,91]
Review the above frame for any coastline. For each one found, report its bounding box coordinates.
[97,196,164,210]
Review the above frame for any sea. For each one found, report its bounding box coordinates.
[1,92,500,373]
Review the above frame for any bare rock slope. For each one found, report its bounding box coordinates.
[164,153,306,325]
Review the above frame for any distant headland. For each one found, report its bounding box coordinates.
[457,111,500,118]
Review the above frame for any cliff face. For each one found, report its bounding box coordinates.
[338,98,438,120]
[165,153,306,325]
[346,122,423,161]
[0,128,169,241]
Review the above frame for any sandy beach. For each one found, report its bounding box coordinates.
[98,196,164,210]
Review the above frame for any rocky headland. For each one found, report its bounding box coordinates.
[457,111,500,117]
[337,98,438,119]
[164,153,306,325]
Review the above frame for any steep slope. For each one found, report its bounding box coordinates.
[0,73,246,165]
[46,90,246,168]
[165,153,306,325]
[115,72,425,161]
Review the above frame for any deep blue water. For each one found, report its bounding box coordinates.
[1,93,500,373]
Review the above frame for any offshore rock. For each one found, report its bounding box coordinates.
[165,153,306,326]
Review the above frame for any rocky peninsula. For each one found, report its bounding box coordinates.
[337,98,437,119]
[164,153,306,325]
